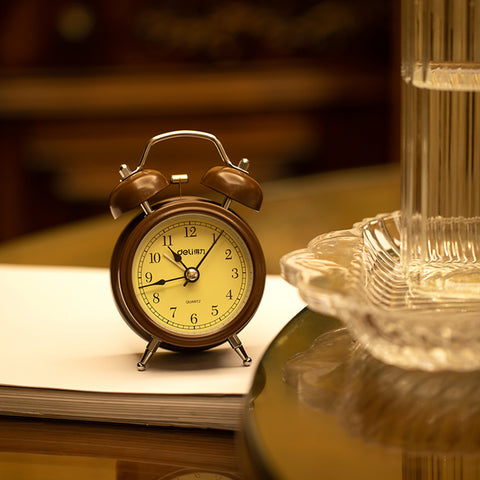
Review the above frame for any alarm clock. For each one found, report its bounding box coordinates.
[108,130,266,370]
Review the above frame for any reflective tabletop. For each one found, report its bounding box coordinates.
[0,166,402,479]
[243,308,480,480]
[0,417,245,479]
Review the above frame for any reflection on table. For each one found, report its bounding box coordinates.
[0,417,244,480]
[244,308,480,480]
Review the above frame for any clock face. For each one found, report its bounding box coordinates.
[111,199,266,350]
[131,212,254,337]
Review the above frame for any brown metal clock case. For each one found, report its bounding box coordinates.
[110,198,266,351]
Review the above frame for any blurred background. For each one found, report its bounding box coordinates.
[0,0,396,243]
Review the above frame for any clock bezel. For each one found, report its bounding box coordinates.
[110,198,266,350]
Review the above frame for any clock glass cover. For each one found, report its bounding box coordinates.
[131,212,254,337]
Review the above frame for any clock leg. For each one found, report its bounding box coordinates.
[228,334,252,366]
[137,338,161,371]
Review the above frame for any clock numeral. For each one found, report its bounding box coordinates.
[184,226,197,237]
[152,292,160,304]
[149,252,161,263]
[211,305,219,316]
[226,289,233,300]
[170,306,177,318]
[190,313,198,324]
[225,249,232,260]
[145,272,153,283]
[232,267,239,279]
[162,235,172,246]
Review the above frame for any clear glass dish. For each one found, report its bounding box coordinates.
[280,211,480,371]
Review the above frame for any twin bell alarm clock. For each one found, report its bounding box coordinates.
[108,130,266,370]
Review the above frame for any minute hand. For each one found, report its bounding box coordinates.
[195,230,224,270]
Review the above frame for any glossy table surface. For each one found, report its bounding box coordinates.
[0,165,401,479]
[0,417,244,479]
[243,308,480,480]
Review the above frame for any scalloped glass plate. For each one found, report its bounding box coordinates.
[280,211,480,371]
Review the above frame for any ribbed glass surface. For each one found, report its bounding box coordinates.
[401,0,480,298]
[281,212,480,371]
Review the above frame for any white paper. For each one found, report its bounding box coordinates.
[0,264,304,395]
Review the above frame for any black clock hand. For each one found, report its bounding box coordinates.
[195,230,224,270]
[167,246,188,270]
[182,230,224,286]
[164,253,186,272]
[141,275,185,287]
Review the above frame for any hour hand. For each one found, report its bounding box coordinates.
[167,246,188,269]
[164,253,186,271]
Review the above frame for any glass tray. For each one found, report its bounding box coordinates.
[280,211,480,371]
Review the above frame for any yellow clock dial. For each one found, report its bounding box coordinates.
[131,213,254,336]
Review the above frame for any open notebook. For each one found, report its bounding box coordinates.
[0,264,304,430]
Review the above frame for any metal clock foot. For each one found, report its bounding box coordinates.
[228,334,252,366]
[137,338,161,371]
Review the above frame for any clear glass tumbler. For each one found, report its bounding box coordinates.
[401,0,480,298]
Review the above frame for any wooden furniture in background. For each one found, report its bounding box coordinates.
[0,0,394,241]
